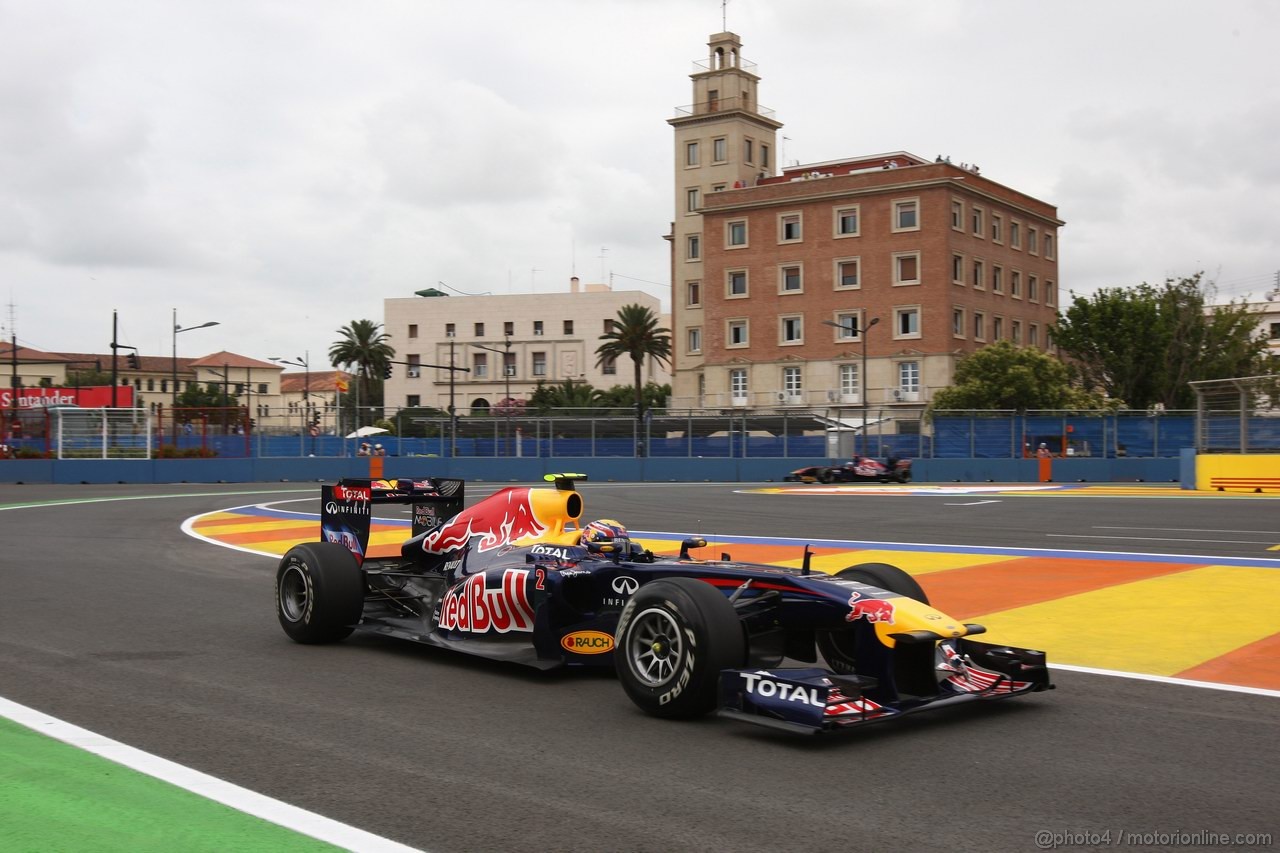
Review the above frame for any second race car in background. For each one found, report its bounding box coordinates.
[785,455,912,484]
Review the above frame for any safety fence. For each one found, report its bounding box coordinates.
[3,406,1249,461]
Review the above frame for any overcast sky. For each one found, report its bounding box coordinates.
[2,0,1277,367]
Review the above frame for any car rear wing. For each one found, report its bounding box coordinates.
[320,477,466,563]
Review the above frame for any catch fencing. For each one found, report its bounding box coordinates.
[1189,376,1280,453]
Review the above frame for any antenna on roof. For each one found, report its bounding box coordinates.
[722,0,729,30]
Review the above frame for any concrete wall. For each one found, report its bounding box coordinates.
[0,455,1182,485]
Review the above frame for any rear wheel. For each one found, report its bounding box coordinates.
[817,562,928,673]
[818,468,834,484]
[614,578,745,719]
[275,543,365,644]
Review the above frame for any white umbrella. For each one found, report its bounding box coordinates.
[346,426,389,438]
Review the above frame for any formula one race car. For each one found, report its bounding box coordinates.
[274,474,1050,734]
[785,455,912,484]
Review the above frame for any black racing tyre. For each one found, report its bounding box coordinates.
[818,468,834,484]
[614,577,746,719]
[817,562,929,674]
[275,543,365,644]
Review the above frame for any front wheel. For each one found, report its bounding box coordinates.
[275,543,365,644]
[614,578,745,719]
[817,562,928,674]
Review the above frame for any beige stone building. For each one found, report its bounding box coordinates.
[383,279,670,414]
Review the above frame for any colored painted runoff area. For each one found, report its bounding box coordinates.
[188,501,1280,693]
[0,714,337,853]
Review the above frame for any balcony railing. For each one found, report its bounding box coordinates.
[673,97,776,120]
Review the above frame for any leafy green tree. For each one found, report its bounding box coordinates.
[174,382,241,432]
[1052,273,1266,409]
[595,304,671,454]
[67,368,113,387]
[329,320,395,423]
[595,383,672,414]
[528,379,601,413]
[930,341,1111,412]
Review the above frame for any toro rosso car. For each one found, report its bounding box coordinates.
[275,474,1050,734]
[786,456,912,484]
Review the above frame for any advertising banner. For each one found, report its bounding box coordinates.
[320,481,373,564]
[0,386,136,409]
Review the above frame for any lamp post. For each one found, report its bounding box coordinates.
[270,352,312,454]
[472,337,513,456]
[172,310,219,412]
[823,315,879,457]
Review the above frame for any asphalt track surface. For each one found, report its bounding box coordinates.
[2,482,1278,852]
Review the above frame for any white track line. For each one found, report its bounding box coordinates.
[0,697,423,852]
[1052,665,1280,698]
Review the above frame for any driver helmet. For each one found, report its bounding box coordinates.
[580,519,628,550]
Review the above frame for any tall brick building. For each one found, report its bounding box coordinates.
[668,32,1062,423]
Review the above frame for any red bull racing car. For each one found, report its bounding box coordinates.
[275,474,1051,734]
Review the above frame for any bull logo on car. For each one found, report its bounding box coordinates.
[420,489,548,554]
[844,591,895,624]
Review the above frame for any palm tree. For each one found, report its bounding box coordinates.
[595,304,671,456]
[329,319,395,425]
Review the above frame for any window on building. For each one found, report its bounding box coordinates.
[563,320,574,335]
[835,206,859,236]
[993,316,1004,340]
[952,253,964,284]
[1010,221,1021,249]
[1012,320,1023,344]
[780,213,801,242]
[603,318,616,334]
[1011,271,1022,298]
[973,311,986,341]
[1270,322,1280,340]
[780,265,802,293]
[780,315,803,344]
[727,220,747,247]
[473,354,488,378]
[1046,280,1056,307]
[727,270,748,297]
[257,383,267,394]
[602,356,617,375]
[993,265,1003,293]
[839,363,860,396]
[504,321,514,337]
[951,199,963,230]
[533,320,544,336]
[445,323,456,338]
[894,253,920,285]
[687,280,701,307]
[407,394,421,407]
[760,143,770,168]
[688,327,702,354]
[894,306,921,338]
[474,322,484,337]
[1044,233,1055,260]
[713,137,727,162]
[893,199,919,231]
[836,258,860,289]
[532,352,547,376]
[744,138,754,162]
[504,353,517,377]
[687,234,700,260]
[783,366,802,399]
[686,187,699,213]
[1028,275,1039,302]
[898,361,920,394]
[160,379,168,393]
[407,354,421,376]
[972,259,985,290]
[1029,324,1039,347]
[1028,227,1039,255]
[834,311,862,340]
[730,368,748,399]
[685,141,699,166]
[971,206,984,237]
[952,307,966,338]
[727,319,748,347]
[991,214,1003,243]
[408,324,418,339]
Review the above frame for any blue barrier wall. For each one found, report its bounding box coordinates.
[1,455,1183,485]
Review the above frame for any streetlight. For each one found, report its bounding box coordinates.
[270,353,312,454]
[472,337,513,456]
[172,310,220,409]
[823,315,879,458]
